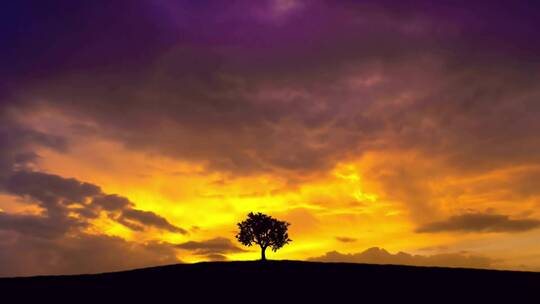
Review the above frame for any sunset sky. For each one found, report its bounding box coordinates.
[2,0,540,276]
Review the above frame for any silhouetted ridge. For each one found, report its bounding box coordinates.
[2,260,540,301]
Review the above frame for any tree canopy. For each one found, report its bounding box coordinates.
[236,212,292,260]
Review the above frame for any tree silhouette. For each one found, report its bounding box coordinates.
[236,212,292,261]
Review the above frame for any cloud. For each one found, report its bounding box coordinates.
[119,209,186,234]
[1,170,187,237]
[0,113,67,185]
[204,254,228,261]
[0,167,184,276]
[309,247,494,269]
[5,0,539,179]
[0,169,186,277]
[335,236,357,243]
[416,213,540,233]
[0,79,190,276]
[91,194,133,211]
[0,232,179,277]
[5,170,101,210]
[0,212,83,239]
[175,237,246,260]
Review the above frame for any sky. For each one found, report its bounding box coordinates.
[1,0,540,276]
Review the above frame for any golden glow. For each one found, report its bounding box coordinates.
[6,112,537,270]
[28,138,417,262]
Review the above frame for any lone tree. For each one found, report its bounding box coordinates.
[236,212,292,261]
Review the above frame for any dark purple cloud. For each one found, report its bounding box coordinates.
[416,213,540,233]
[1,0,539,214]
[0,212,83,239]
[6,171,101,208]
[0,169,186,276]
[309,246,494,269]
[120,209,187,234]
[91,194,133,211]
[4,0,537,176]
[335,236,357,243]
[0,113,66,184]
[0,170,186,248]
[175,237,246,260]
[0,232,178,277]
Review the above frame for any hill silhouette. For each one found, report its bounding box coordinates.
[1,260,539,302]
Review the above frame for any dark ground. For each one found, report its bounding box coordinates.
[1,261,539,302]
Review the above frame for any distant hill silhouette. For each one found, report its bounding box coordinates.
[2,261,539,302]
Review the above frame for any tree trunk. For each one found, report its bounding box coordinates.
[261,246,267,261]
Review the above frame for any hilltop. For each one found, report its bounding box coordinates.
[1,260,539,301]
